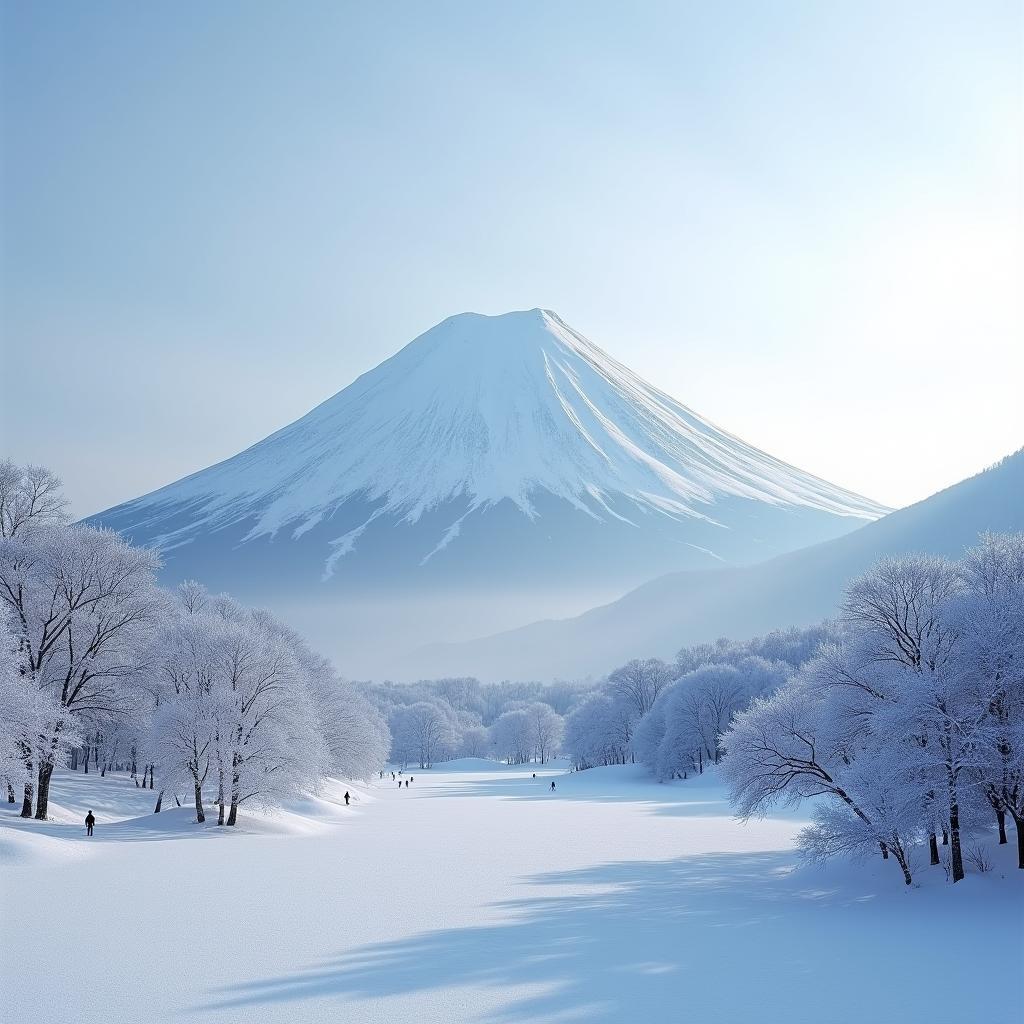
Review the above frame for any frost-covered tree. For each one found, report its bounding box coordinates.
[721,673,921,885]
[458,724,491,758]
[958,533,1024,867]
[606,658,673,719]
[149,593,220,821]
[0,521,161,818]
[490,707,533,765]
[564,693,635,769]
[839,554,971,879]
[0,608,78,805]
[208,600,329,825]
[636,658,790,780]
[721,540,1024,885]
[526,701,564,763]
[390,700,457,769]
[0,461,68,539]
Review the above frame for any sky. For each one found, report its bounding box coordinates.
[1,1,1021,518]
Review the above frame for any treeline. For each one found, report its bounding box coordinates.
[560,531,1024,886]
[365,677,579,768]
[0,461,388,824]
[562,624,835,772]
[722,534,1024,884]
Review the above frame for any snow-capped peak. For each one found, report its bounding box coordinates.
[95,309,888,557]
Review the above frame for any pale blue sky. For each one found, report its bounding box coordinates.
[2,1,1021,517]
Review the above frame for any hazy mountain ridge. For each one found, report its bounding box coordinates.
[407,449,1024,681]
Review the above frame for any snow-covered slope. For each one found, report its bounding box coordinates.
[3,763,1019,1024]
[408,449,1024,681]
[89,309,886,672]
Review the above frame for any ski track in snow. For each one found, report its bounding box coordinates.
[3,764,1021,1024]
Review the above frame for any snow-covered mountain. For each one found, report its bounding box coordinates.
[408,449,1024,682]
[89,309,886,673]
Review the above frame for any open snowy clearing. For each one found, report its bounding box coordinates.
[2,762,1021,1024]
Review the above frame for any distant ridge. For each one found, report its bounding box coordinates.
[405,449,1024,681]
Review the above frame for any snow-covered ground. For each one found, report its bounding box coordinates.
[1,762,1020,1024]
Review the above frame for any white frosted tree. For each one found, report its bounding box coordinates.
[959,533,1024,867]
[490,707,533,764]
[389,700,457,770]
[606,658,674,719]
[525,701,564,763]
[721,674,921,885]
[0,461,68,540]
[0,521,161,818]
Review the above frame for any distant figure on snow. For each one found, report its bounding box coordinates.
[532,773,536,779]
[397,781,402,790]
[550,781,556,792]
[85,810,95,836]
[410,777,414,784]
[344,791,351,806]
[405,779,409,788]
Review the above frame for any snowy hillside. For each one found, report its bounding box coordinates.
[88,310,885,672]
[409,449,1024,680]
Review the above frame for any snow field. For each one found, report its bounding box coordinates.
[1,762,1020,1024]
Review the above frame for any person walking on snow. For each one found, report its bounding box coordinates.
[85,810,95,836]
[550,781,556,792]
[344,791,350,806]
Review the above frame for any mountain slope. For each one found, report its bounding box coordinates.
[408,449,1024,681]
[88,309,887,674]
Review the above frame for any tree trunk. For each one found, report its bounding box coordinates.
[879,842,889,860]
[83,746,89,774]
[194,782,206,823]
[218,802,225,826]
[1011,810,1024,869]
[6,781,14,804]
[894,848,913,886]
[226,801,238,826]
[929,832,939,865]
[949,798,964,883]
[20,780,33,818]
[996,807,1007,845]
[153,790,163,814]
[34,762,53,820]
[70,748,78,771]
[942,828,948,845]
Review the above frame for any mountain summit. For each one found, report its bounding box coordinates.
[89,309,887,674]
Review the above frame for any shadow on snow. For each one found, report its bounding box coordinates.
[194,848,993,1024]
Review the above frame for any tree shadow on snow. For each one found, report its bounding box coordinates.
[196,849,975,1024]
